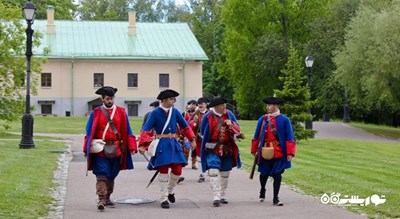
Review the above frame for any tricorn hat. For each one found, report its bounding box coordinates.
[263,96,284,105]
[187,99,198,105]
[208,97,228,108]
[157,89,180,100]
[149,100,160,107]
[197,97,210,104]
[95,86,118,97]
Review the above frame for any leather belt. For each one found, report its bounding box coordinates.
[156,133,179,139]
[105,140,117,145]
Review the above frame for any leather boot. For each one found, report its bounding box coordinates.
[191,156,198,169]
[105,180,115,208]
[96,176,107,211]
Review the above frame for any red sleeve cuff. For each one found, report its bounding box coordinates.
[83,136,88,154]
[251,139,259,154]
[127,135,137,152]
[139,131,153,147]
[182,126,196,140]
[286,140,296,156]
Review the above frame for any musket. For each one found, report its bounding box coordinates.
[249,119,266,180]
[142,153,158,188]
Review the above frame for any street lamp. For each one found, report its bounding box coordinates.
[19,0,36,149]
[305,55,314,131]
[343,87,350,123]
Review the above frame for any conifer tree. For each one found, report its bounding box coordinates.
[274,42,316,140]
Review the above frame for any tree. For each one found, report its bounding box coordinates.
[79,0,130,21]
[274,43,315,140]
[219,0,328,119]
[334,1,400,125]
[2,0,77,20]
[306,0,361,120]
[189,0,233,103]
[79,0,191,22]
[0,2,45,129]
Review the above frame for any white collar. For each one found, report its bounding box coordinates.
[159,105,171,112]
[212,108,223,117]
[102,104,115,110]
[268,109,281,117]
[199,108,207,114]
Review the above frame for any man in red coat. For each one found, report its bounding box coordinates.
[188,97,210,182]
[83,86,137,211]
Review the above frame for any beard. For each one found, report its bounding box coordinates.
[104,102,113,108]
[188,108,195,113]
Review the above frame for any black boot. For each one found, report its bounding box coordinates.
[273,174,283,206]
[168,193,175,203]
[259,174,268,202]
[161,201,170,209]
[213,200,220,207]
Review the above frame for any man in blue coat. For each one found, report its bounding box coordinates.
[138,89,196,209]
[251,97,296,206]
[200,97,242,207]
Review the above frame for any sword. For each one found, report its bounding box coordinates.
[142,153,158,188]
[146,170,159,189]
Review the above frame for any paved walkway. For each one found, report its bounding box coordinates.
[42,121,400,219]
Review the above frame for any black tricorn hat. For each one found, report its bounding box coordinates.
[95,86,118,97]
[263,97,284,105]
[208,97,228,108]
[149,100,160,107]
[157,89,180,100]
[187,99,198,105]
[197,97,210,104]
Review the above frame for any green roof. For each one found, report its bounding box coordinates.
[33,20,208,60]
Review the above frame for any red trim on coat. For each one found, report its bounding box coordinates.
[286,140,296,156]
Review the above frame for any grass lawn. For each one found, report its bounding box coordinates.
[236,121,400,218]
[1,117,399,218]
[0,133,65,218]
[349,122,400,140]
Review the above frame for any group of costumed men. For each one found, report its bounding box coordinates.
[83,86,296,211]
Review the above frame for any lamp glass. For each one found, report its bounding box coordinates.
[305,55,314,68]
[23,2,36,21]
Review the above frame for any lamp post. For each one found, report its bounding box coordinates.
[305,55,314,131]
[343,87,350,123]
[19,0,36,149]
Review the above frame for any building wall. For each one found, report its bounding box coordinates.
[33,59,203,117]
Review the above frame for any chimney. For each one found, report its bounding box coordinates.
[47,5,55,34]
[128,8,136,36]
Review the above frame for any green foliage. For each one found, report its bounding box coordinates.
[219,0,329,119]
[306,0,361,120]
[79,0,130,21]
[2,0,77,20]
[0,2,45,129]
[274,43,315,140]
[190,0,233,101]
[79,0,192,22]
[334,1,400,124]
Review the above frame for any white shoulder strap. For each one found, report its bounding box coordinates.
[102,106,117,140]
[161,107,173,134]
